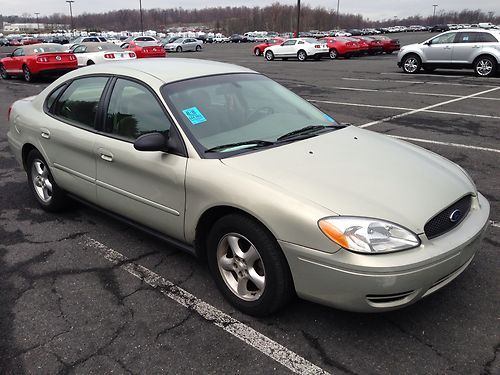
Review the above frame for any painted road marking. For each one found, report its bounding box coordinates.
[380,72,467,79]
[389,135,500,154]
[358,87,500,128]
[84,237,330,375]
[490,221,500,229]
[342,77,497,88]
[308,99,500,120]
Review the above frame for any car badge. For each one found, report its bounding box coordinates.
[153,48,157,51]
[449,209,462,223]
[55,55,62,61]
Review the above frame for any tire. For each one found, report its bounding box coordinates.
[474,56,496,77]
[265,50,274,61]
[386,51,393,55]
[196,45,202,52]
[23,65,35,82]
[207,214,294,316]
[0,64,11,80]
[297,50,307,61]
[401,54,421,74]
[329,49,338,59]
[254,48,261,56]
[176,46,182,52]
[86,60,95,65]
[27,149,68,212]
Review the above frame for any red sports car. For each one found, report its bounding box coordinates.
[253,37,285,56]
[0,43,77,82]
[371,35,400,54]
[352,36,384,55]
[121,41,166,58]
[319,37,359,59]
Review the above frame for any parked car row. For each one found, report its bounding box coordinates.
[254,35,400,61]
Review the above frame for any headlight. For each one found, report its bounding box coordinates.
[318,217,420,254]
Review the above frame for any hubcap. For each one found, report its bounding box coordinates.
[216,233,266,301]
[299,52,306,60]
[255,49,260,56]
[31,159,52,203]
[24,68,30,80]
[330,50,337,59]
[477,59,493,76]
[266,52,272,60]
[404,57,418,73]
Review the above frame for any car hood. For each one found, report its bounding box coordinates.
[221,126,474,234]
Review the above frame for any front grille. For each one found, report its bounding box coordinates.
[424,195,472,239]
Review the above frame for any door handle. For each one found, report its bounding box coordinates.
[40,128,50,139]
[472,45,481,49]
[444,46,452,50]
[100,153,113,162]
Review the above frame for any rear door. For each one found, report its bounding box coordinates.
[41,76,110,203]
[422,32,456,63]
[95,77,187,239]
[452,32,480,64]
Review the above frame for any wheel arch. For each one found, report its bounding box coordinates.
[22,143,38,171]
[473,53,498,65]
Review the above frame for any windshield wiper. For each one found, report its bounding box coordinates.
[205,140,275,153]
[276,125,337,142]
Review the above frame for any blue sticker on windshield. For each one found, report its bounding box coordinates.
[182,106,207,125]
[323,114,335,122]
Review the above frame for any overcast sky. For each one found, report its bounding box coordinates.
[2,0,499,20]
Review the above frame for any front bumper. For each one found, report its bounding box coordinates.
[280,193,490,312]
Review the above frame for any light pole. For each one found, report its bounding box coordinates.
[139,0,144,35]
[66,1,74,35]
[336,0,340,30]
[432,4,438,25]
[34,12,40,31]
[296,0,301,38]
[488,11,494,21]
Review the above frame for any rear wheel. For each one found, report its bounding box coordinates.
[329,49,338,59]
[297,50,307,61]
[0,64,11,79]
[265,50,274,61]
[254,48,261,56]
[207,214,294,316]
[196,45,202,52]
[176,46,182,52]
[27,150,68,212]
[401,54,421,74]
[23,65,35,82]
[474,56,496,77]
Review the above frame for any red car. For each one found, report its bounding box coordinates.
[253,37,284,56]
[319,37,359,59]
[372,35,400,54]
[353,36,384,55]
[21,37,40,45]
[121,41,166,58]
[0,43,77,82]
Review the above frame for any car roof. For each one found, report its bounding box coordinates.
[21,43,63,53]
[66,58,256,84]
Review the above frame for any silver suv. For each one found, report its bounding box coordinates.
[397,29,500,77]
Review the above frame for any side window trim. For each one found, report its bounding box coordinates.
[44,83,69,113]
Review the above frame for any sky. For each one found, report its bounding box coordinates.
[2,0,499,21]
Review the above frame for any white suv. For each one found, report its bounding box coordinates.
[397,29,500,77]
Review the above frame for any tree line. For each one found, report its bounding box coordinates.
[2,4,498,33]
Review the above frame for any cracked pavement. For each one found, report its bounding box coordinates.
[1,34,499,374]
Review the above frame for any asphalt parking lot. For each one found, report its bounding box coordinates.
[1,33,499,374]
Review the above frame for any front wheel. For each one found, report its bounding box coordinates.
[297,50,307,61]
[176,46,182,52]
[265,50,274,61]
[196,45,202,52]
[27,150,68,212]
[401,54,421,74]
[329,49,338,59]
[254,48,261,56]
[0,64,11,80]
[474,56,496,77]
[207,214,294,316]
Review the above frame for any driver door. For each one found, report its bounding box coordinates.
[422,32,456,64]
[95,77,187,240]
[278,40,297,56]
[3,48,24,73]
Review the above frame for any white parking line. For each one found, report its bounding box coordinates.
[381,72,466,78]
[389,135,500,154]
[308,99,500,120]
[491,221,500,229]
[342,77,497,88]
[359,86,500,128]
[84,237,330,375]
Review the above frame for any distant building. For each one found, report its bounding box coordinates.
[2,22,46,32]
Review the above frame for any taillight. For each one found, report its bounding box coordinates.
[104,53,115,59]
[315,44,320,48]
[129,52,136,57]
[37,57,49,62]
[8,105,12,122]
[69,55,76,60]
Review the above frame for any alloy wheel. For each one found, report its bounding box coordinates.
[31,159,53,203]
[476,59,493,77]
[403,57,419,73]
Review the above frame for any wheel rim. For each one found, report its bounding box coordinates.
[298,51,306,60]
[403,57,418,73]
[0,66,6,78]
[265,52,272,60]
[216,233,266,302]
[477,59,493,76]
[254,49,260,56]
[24,67,30,81]
[31,159,52,203]
[330,50,337,59]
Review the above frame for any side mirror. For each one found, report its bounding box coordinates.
[424,41,432,46]
[134,132,168,152]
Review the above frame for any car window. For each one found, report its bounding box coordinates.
[283,40,296,46]
[53,77,109,129]
[45,85,66,112]
[455,32,477,43]
[13,48,24,57]
[431,33,456,44]
[73,45,86,53]
[105,79,171,141]
[476,32,498,43]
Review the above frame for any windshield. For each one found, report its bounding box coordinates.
[161,74,340,156]
[88,43,123,52]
